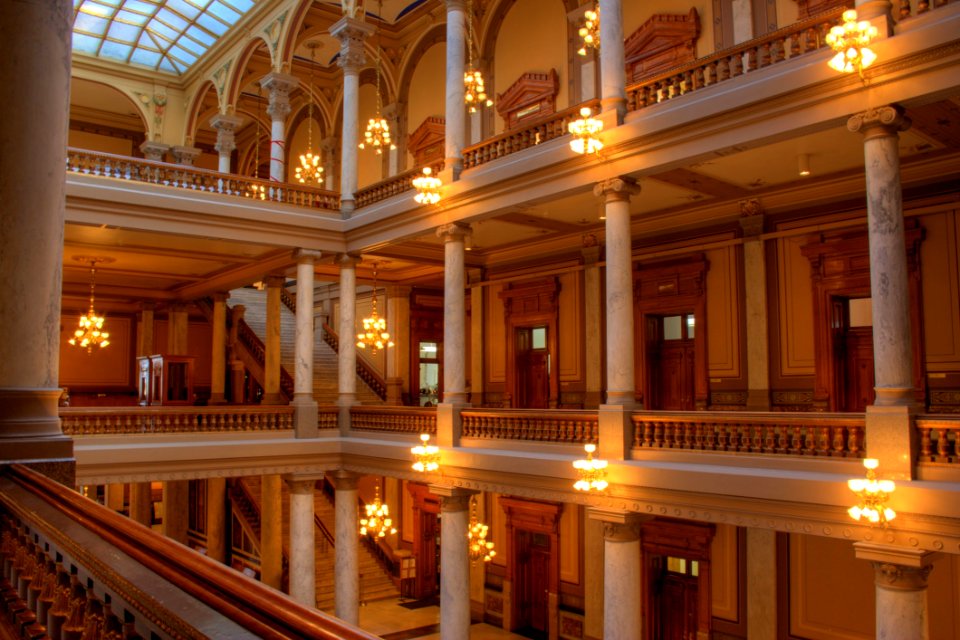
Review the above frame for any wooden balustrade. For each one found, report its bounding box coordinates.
[353,161,444,209]
[917,416,960,464]
[460,409,598,444]
[236,317,295,400]
[898,0,952,20]
[60,405,294,435]
[626,9,845,112]
[350,406,437,434]
[631,412,865,458]
[462,100,601,170]
[65,147,340,212]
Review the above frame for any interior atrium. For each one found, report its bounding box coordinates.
[1,0,960,638]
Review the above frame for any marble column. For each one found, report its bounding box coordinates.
[855,0,894,36]
[210,113,243,174]
[0,0,74,467]
[259,72,298,183]
[287,476,316,607]
[582,239,602,409]
[746,528,777,640]
[588,508,647,640]
[444,0,467,180]
[330,17,374,215]
[383,102,406,176]
[139,140,170,162]
[595,178,640,406]
[848,106,915,478]
[206,477,227,563]
[137,302,155,357]
[261,474,283,589]
[161,480,189,544]
[293,250,321,437]
[209,293,229,405]
[438,223,471,405]
[597,0,626,123]
[386,285,412,405]
[333,471,360,624]
[337,254,360,433]
[855,542,936,640]
[171,145,201,166]
[229,305,246,403]
[321,136,339,192]
[469,273,485,406]
[167,304,189,356]
[432,486,476,640]
[740,201,770,410]
[129,482,153,527]
[263,275,284,404]
[583,514,604,640]
[105,483,125,512]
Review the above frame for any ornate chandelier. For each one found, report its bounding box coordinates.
[568,107,603,155]
[68,257,113,353]
[848,458,896,526]
[463,0,492,113]
[360,1,395,155]
[573,443,608,492]
[467,496,496,564]
[295,41,325,185]
[411,433,440,473]
[577,5,599,56]
[360,482,396,538]
[825,9,878,77]
[412,167,442,204]
[356,264,394,355]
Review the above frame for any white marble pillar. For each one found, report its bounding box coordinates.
[287,476,316,607]
[210,113,243,174]
[588,508,646,640]
[206,477,227,563]
[855,542,936,640]
[746,528,777,640]
[209,292,229,405]
[598,0,626,123]
[0,0,79,467]
[263,275,284,404]
[338,254,360,433]
[740,202,770,410]
[333,471,360,624]
[161,480,189,544]
[438,223,471,404]
[321,136,339,191]
[583,515,604,640]
[582,240,602,409]
[293,250,321,437]
[167,304,189,356]
[445,0,467,180]
[432,486,475,640]
[330,17,374,215]
[260,72,298,183]
[261,474,283,590]
[594,178,640,406]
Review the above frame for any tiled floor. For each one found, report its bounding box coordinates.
[358,597,529,639]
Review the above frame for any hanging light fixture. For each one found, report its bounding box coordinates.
[295,41,325,186]
[463,0,492,113]
[359,481,396,538]
[573,443,608,492]
[568,107,603,155]
[68,257,113,353]
[848,458,896,526]
[577,5,599,56]
[467,495,496,564]
[825,9,878,77]
[356,263,394,355]
[359,0,395,155]
[411,433,440,473]
[248,85,266,200]
[412,167,442,204]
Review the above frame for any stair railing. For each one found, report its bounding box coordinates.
[321,323,388,401]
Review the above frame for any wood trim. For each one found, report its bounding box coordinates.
[495,70,559,132]
[711,527,748,637]
[499,278,561,408]
[624,9,700,84]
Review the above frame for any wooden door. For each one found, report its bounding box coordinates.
[648,315,695,410]
[416,509,439,597]
[516,530,551,636]
[651,555,699,640]
[516,327,549,409]
[843,326,874,411]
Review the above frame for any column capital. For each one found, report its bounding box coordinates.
[171,145,201,166]
[284,474,322,493]
[588,507,651,543]
[594,176,640,202]
[445,0,468,11]
[139,140,170,161]
[847,105,911,139]
[211,113,244,154]
[429,485,477,512]
[739,198,765,237]
[330,17,374,73]
[437,222,472,242]
[260,71,298,121]
[854,542,937,591]
[336,253,362,269]
[330,469,361,490]
[295,248,323,264]
[320,136,340,152]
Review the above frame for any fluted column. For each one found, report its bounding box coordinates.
[432,486,476,640]
[855,543,936,640]
[287,476,316,607]
[338,254,361,432]
[598,0,626,123]
[209,292,229,405]
[263,275,284,404]
[0,0,76,468]
[260,72,297,183]
[438,223,471,405]
[330,17,374,215]
[595,178,639,406]
[210,113,243,174]
[589,508,647,640]
[445,0,467,180]
[293,250,321,437]
[206,477,226,563]
[848,106,915,478]
[261,474,283,589]
[333,471,360,624]
[740,201,770,410]
[167,304,189,356]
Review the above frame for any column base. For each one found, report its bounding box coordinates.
[600,97,627,126]
[291,396,319,438]
[386,378,404,406]
[340,199,355,217]
[337,394,357,435]
[874,386,915,407]
[441,159,463,183]
[603,390,636,408]
[745,389,771,411]
[0,388,74,465]
[866,403,916,480]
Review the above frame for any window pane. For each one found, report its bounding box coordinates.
[532,327,546,350]
[666,556,686,574]
[691,560,699,577]
[686,314,695,339]
[663,316,682,340]
[419,342,438,359]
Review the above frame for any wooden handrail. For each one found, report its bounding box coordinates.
[350,405,437,434]
[321,322,388,400]
[2,464,379,640]
[60,405,294,435]
[353,160,444,209]
[461,408,598,443]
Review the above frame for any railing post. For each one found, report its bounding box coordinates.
[598,404,632,461]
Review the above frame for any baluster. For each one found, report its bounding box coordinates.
[716,423,728,451]
[640,421,652,447]
[650,420,662,448]
[750,424,762,452]
[759,42,772,68]
[47,570,73,640]
[747,47,759,71]
[918,0,929,12]
[847,426,863,458]
[816,426,831,455]
[937,428,950,461]
[36,559,58,631]
[832,426,846,456]
[899,0,912,19]
[61,578,88,640]
[692,422,703,449]
[763,423,776,453]
[731,52,744,77]
[716,58,730,83]
[772,37,786,63]
[789,31,801,58]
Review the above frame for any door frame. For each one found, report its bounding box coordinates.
[407,482,440,598]
[499,278,560,408]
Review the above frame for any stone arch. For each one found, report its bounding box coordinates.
[395,21,446,116]
[225,36,273,113]
[184,80,217,145]
[68,76,151,149]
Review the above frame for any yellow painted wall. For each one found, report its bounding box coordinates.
[285,115,325,185]
[155,319,213,386]
[406,42,446,168]
[357,82,387,188]
[559,503,580,585]
[68,130,133,156]
[776,234,816,376]
[706,246,741,378]
[623,2,714,59]
[558,272,583,383]
[59,313,134,388]
[486,283,507,385]
[920,210,960,371]
[711,524,739,622]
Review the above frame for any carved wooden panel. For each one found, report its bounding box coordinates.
[407,116,445,167]
[499,278,560,408]
[794,0,851,20]
[625,8,700,84]
[495,70,559,131]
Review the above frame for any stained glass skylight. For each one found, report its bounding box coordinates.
[72,0,255,74]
